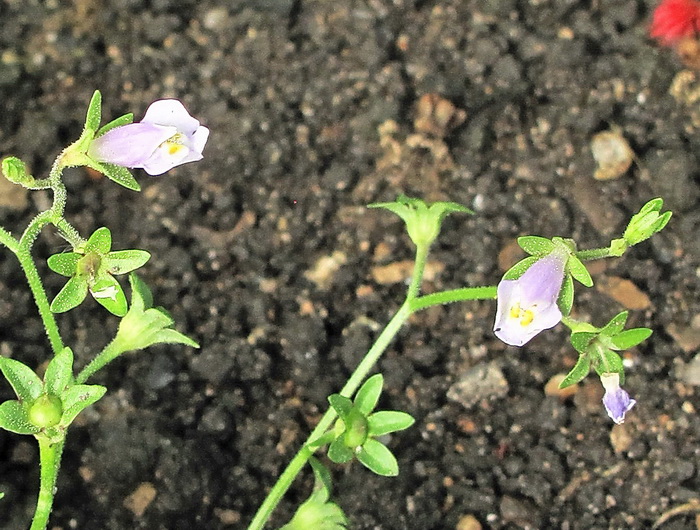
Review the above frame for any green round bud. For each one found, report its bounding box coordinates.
[2,156,30,185]
[343,408,369,449]
[28,394,63,428]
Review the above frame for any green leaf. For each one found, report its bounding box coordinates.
[44,347,74,396]
[96,113,134,136]
[354,374,383,416]
[104,250,151,275]
[502,256,539,281]
[328,394,353,420]
[129,273,153,311]
[598,312,628,338]
[47,252,81,277]
[150,328,200,348]
[558,355,591,389]
[51,276,89,313]
[593,349,624,379]
[356,439,398,477]
[367,411,415,437]
[517,236,555,256]
[327,437,353,464]
[0,401,40,435]
[87,161,141,191]
[0,357,43,402]
[85,227,112,254]
[309,457,334,498]
[59,384,106,427]
[611,328,652,350]
[90,275,128,317]
[557,274,574,316]
[84,90,102,132]
[567,255,593,287]
[570,331,597,354]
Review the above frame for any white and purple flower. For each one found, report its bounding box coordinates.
[493,253,567,347]
[88,99,209,176]
[601,372,636,424]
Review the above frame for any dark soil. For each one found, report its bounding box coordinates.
[1,1,699,529]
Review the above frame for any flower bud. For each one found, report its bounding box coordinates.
[28,394,63,429]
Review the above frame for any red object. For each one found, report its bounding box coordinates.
[650,0,700,46]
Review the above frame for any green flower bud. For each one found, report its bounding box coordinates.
[2,156,32,186]
[28,394,63,429]
[342,408,369,449]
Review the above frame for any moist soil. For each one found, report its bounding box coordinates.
[1,1,699,529]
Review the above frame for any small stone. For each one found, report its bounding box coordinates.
[544,373,579,400]
[0,175,28,210]
[304,251,347,290]
[596,276,651,310]
[667,322,700,353]
[456,513,482,530]
[676,354,700,386]
[591,129,634,181]
[370,260,444,285]
[610,423,634,453]
[123,482,157,518]
[447,362,509,409]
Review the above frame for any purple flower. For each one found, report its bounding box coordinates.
[493,253,567,346]
[601,372,636,424]
[88,100,209,176]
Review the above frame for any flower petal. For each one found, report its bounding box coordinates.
[141,99,201,133]
[88,123,175,167]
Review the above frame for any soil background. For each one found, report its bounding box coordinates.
[1,1,699,529]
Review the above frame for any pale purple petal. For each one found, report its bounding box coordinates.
[88,123,175,166]
[141,99,201,133]
[493,253,567,347]
[601,373,636,424]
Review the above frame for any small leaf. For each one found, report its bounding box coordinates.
[44,347,74,396]
[309,457,334,499]
[611,328,652,350]
[327,437,353,464]
[570,331,597,354]
[354,374,383,416]
[517,236,555,256]
[84,90,102,132]
[0,401,40,435]
[558,355,591,389]
[51,276,89,313]
[150,328,200,348]
[90,276,128,317]
[328,395,353,420]
[600,311,629,337]
[0,357,43,402]
[47,253,81,277]
[502,256,539,281]
[367,411,415,437]
[96,113,134,136]
[104,250,151,275]
[85,227,112,254]
[129,273,153,311]
[59,384,106,427]
[557,274,574,316]
[567,255,593,287]
[356,439,398,477]
[87,161,141,191]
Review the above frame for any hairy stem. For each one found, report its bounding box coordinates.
[30,437,65,530]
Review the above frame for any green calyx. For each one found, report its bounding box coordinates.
[324,374,415,477]
[369,195,473,248]
[48,226,150,316]
[28,394,63,429]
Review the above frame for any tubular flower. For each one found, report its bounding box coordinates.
[650,0,700,46]
[601,373,636,424]
[88,100,209,175]
[493,253,567,347]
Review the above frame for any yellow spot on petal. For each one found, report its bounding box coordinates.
[508,302,536,327]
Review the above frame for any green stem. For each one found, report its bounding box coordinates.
[247,302,413,530]
[405,243,429,301]
[0,225,19,253]
[75,338,123,384]
[15,247,64,355]
[575,247,612,261]
[30,437,65,530]
[410,286,497,311]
